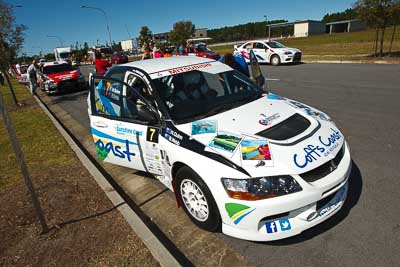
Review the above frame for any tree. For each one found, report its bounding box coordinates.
[388,1,400,53]
[354,0,399,57]
[0,0,26,105]
[83,41,89,52]
[169,21,195,46]
[0,1,26,70]
[138,26,152,47]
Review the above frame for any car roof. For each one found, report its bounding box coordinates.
[121,56,220,75]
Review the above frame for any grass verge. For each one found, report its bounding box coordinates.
[212,26,400,59]
[0,79,159,266]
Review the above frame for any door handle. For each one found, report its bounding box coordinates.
[93,121,108,128]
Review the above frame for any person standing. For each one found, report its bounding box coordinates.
[0,71,4,86]
[219,53,250,77]
[27,59,39,94]
[94,51,112,76]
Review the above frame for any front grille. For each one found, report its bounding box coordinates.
[300,145,345,183]
[58,80,78,90]
[256,114,311,141]
[293,52,302,61]
[316,191,337,210]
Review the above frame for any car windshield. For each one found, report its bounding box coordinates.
[196,45,211,53]
[59,52,71,59]
[266,41,286,48]
[43,64,73,74]
[153,70,264,124]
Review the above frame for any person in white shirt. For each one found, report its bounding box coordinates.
[27,59,39,94]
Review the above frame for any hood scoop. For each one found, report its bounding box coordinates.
[256,113,310,141]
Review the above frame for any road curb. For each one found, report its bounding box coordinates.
[32,94,182,267]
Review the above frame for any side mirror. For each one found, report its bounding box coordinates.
[138,105,158,124]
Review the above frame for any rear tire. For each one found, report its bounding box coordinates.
[271,55,281,66]
[176,166,221,232]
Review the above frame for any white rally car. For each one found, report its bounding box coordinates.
[87,54,351,241]
[234,40,302,66]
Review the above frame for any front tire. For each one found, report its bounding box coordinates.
[271,55,281,66]
[176,167,221,232]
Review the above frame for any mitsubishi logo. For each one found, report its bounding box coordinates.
[329,160,338,172]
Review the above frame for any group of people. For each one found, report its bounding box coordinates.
[141,42,174,60]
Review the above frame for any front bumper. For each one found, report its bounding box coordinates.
[221,142,351,241]
[281,52,302,63]
[46,79,86,93]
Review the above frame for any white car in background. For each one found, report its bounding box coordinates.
[234,40,302,66]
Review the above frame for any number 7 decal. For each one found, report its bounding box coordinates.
[147,127,159,143]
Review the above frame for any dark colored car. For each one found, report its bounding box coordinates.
[112,51,129,64]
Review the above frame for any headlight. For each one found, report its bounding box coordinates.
[45,80,57,88]
[284,51,293,55]
[221,176,302,201]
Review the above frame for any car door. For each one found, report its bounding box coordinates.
[89,70,165,175]
[253,42,268,63]
[249,49,266,89]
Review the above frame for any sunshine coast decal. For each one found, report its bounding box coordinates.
[225,203,255,225]
[91,128,137,161]
[293,128,342,169]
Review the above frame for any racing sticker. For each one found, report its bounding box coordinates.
[149,62,217,79]
[287,100,331,121]
[91,128,137,162]
[265,218,292,234]
[115,123,143,137]
[258,113,280,126]
[191,120,217,135]
[241,138,272,161]
[225,203,255,225]
[293,127,342,169]
[267,92,286,100]
[144,142,163,175]
[163,127,183,146]
[208,131,242,155]
[147,127,159,143]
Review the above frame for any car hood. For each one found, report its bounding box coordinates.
[273,47,301,54]
[45,70,78,83]
[174,93,344,176]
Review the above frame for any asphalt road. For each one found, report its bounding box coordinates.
[51,63,400,267]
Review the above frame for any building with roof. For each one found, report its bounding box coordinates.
[266,19,366,38]
[325,19,367,34]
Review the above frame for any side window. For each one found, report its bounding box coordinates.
[93,76,155,124]
[254,43,266,49]
[243,42,253,49]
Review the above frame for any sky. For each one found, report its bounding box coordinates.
[10,0,354,55]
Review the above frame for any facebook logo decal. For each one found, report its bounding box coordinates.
[266,221,278,234]
[279,219,291,231]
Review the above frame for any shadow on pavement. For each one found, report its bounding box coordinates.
[262,160,363,246]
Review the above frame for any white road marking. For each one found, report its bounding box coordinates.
[266,78,280,81]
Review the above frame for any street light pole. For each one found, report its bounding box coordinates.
[46,35,63,47]
[32,46,43,56]
[81,5,112,47]
[264,15,270,39]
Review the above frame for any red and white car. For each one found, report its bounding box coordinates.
[38,61,86,94]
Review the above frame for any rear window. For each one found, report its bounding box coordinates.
[43,64,73,74]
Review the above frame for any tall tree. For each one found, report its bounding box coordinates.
[354,0,398,57]
[138,26,152,47]
[169,21,195,46]
[0,0,26,105]
[83,41,89,52]
[0,1,26,70]
[388,1,400,53]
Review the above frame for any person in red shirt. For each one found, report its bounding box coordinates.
[95,51,112,76]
